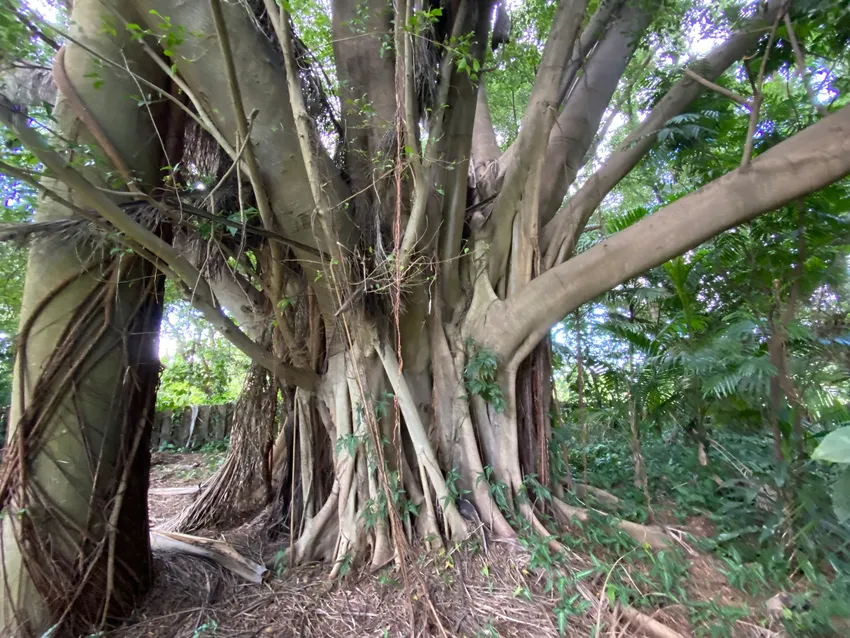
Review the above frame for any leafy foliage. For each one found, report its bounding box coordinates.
[156,280,249,411]
[463,339,506,413]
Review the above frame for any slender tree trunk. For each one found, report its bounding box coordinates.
[576,310,587,492]
[626,317,651,517]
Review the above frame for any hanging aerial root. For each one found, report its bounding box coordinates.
[375,341,468,541]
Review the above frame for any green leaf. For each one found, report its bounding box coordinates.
[812,427,850,464]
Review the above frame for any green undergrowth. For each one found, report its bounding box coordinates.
[154,439,229,476]
[556,429,850,636]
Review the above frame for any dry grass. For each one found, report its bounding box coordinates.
[120,453,785,638]
[109,541,589,638]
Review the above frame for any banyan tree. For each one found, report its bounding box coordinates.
[0,0,849,634]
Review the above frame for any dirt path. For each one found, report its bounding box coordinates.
[148,452,220,529]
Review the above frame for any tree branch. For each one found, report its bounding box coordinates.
[541,0,786,268]
[682,68,750,107]
[480,105,850,365]
[471,79,501,163]
[557,0,625,105]
[484,0,589,284]
[783,11,828,118]
[741,5,784,166]
[397,0,470,270]
[0,94,319,390]
[538,1,655,223]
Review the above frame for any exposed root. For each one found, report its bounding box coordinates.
[618,604,686,638]
[551,499,670,550]
[575,484,621,507]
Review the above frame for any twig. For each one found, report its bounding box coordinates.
[0,160,101,223]
[741,6,785,166]
[783,12,828,117]
[683,68,751,108]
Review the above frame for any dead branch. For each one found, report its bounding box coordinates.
[150,531,266,583]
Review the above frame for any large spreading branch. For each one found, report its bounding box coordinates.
[0,94,319,390]
[542,0,786,268]
[484,0,589,283]
[538,0,655,224]
[477,0,624,203]
[478,104,850,364]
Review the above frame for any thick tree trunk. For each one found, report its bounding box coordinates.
[0,1,167,634]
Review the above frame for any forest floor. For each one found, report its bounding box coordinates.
[102,445,839,638]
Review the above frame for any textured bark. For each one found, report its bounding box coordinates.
[0,64,56,108]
